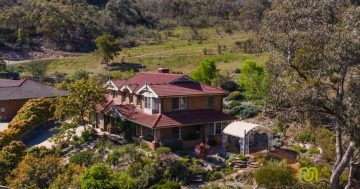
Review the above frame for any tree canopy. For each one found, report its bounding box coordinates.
[238,59,269,101]
[191,59,217,85]
[262,0,360,188]
[95,34,120,65]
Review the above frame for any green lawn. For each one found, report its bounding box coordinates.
[12,27,269,77]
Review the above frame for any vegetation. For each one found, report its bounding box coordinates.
[54,79,105,143]
[0,98,56,148]
[191,59,217,84]
[238,59,269,101]
[262,1,360,187]
[7,155,63,189]
[149,180,181,189]
[0,141,26,184]
[254,160,296,189]
[95,34,120,65]
[229,104,260,118]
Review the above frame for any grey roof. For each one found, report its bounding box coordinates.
[0,79,67,100]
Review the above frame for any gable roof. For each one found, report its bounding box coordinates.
[110,71,227,97]
[0,79,67,100]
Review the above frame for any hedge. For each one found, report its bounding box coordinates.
[0,98,56,149]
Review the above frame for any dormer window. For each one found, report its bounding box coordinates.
[137,95,142,107]
[145,97,151,109]
[172,97,187,110]
[112,91,117,98]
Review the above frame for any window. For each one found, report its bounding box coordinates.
[145,97,151,109]
[211,122,226,135]
[172,127,179,138]
[0,108,5,113]
[121,93,126,103]
[129,95,133,104]
[208,96,214,108]
[137,95,142,106]
[112,91,116,98]
[215,122,222,135]
[172,97,187,110]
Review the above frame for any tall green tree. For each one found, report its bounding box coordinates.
[238,59,269,101]
[55,79,105,135]
[95,34,120,65]
[191,59,217,85]
[262,1,360,188]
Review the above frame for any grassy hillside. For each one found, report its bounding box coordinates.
[12,27,269,77]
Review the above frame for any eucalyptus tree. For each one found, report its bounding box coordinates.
[261,1,360,188]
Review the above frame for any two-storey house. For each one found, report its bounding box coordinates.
[96,68,235,149]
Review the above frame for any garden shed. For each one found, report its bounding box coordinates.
[221,121,273,155]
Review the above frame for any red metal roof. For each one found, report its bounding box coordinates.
[110,72,226,96]
[112,72,183,87]
[149,83,227,97]
[113,105,235,128]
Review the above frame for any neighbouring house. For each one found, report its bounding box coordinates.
[96,68,236,149]
[0,78,67,121]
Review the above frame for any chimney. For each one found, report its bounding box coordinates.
[158,68,170,73]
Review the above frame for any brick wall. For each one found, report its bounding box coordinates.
[0,99,28,121]
[162,95,223,113]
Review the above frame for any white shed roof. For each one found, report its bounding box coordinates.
[223,121,272,138]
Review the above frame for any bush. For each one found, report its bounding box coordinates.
[106,149,123,166]
[221,81,239,92]
[161,139,183,151]
[0,98,56,148]
[298,155,315,167]
[254,160,296,189]
[156,147,172,155]
[149,179,181,189]
[229,105,260,118]
[194,143,210,159]
[289,145,306,153]
[208,171,223,181]
[307,146,320,154]
[70,151,93,166]
[295,133,315,143]
[228,91,243,101]
[228,101,241,109]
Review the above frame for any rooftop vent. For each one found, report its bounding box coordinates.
[158,68,170,73]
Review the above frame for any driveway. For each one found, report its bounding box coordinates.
[0,122,9,132]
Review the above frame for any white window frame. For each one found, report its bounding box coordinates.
[213,122,226,135]
[145,97,151,109]
[0,108,5,113]
[172,97,187,110]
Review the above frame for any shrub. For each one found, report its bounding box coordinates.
[307,146,320,154]
[194,143,210,159]
[229,105,260,118]
[289,145,306,153]
[156,147,171,155]
[70,151,93,166]
[221,81,239,92]
[298,155,315,167]
[228,91,243,101]
[254,160,296,189]
[0,98,56,148]
[149,179,181,189]
[228,101,241,109]
[208,171,223,181]
[161,139,183,151]
[295,133,315,143]
[106,149,123,166]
